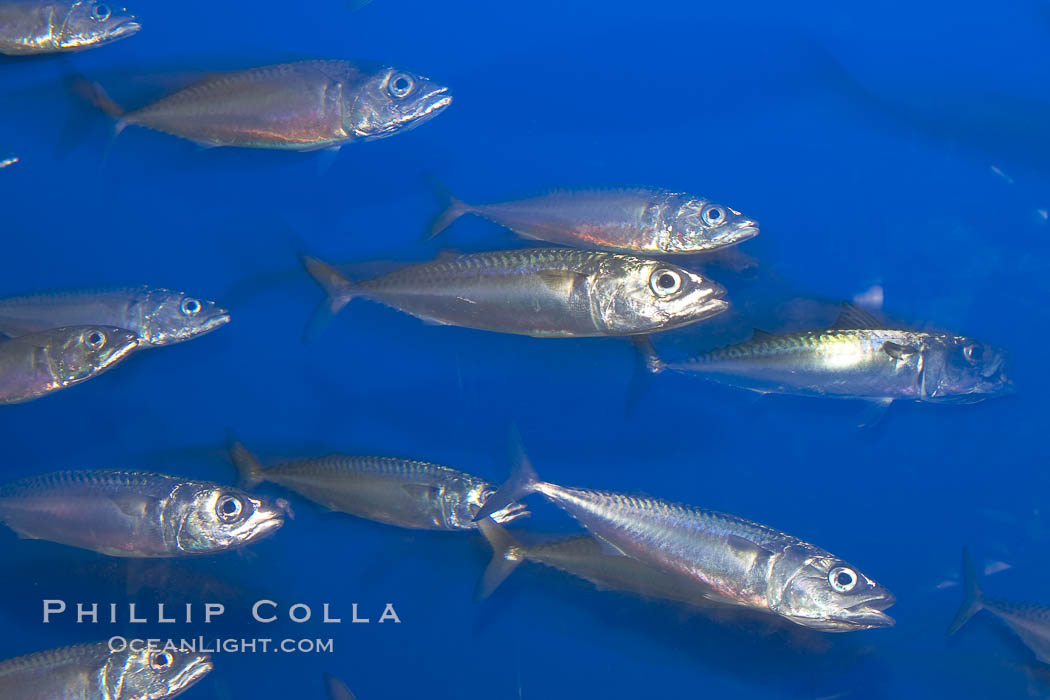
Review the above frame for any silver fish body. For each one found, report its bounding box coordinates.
[0,1,139,55]
[110,61,451,150]
[646,305,1012,404]
[302,249,728,338]
[0,326,139,405]
[0,470,288,556]
[950,548,1050,664]
[0,642,212,700]
[430,187,759,254]
[477,519,722,607]
[230,439,527,531]
[0,287,230,346]
[476,446,894,631]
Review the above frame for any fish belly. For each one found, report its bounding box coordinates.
[0,661,98,699]
[273,473,452,530]
[0,492,168,556]
[482,195,652,251]
[368,272,598,337]
[129,69,347,149]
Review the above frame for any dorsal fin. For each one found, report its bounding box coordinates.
[751,328,775,341]
[833,303,884,330]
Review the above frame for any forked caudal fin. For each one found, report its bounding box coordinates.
[473,427,540,522]
[226,431,265,490]
[474,518,525,601]
[299,254,358,341]
[947,547,984,636]
[423,174,472,241]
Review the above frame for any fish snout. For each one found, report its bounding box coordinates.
[841,591,896,628]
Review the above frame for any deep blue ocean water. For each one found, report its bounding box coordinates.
[1,0,1050,697]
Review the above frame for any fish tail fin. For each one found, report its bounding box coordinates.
[299,254,357,341]
[322,673,357,700]
[226,431,265,490]
[474,518,525,601]
[947,547,984,636]
[423,174,471,240]
[66,74,127,166]
[69,75,125,119]
[473,426,540,522]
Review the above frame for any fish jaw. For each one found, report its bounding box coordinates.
[785,591,896,632]
[169,655,214,695]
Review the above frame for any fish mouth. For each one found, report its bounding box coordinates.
[107,18,141,40]
[838,593,896,628]
[731,222,760,243]
[172,656,214,691]
[690,297,730,321]
[411,87,452,123]
[200,311,232,335]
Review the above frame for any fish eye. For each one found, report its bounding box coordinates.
[963,344,983,364]
[91,3,111,20]
[83,330,106,350]
[649,268,683,297]
[149,651,173,671]
[216,495,245,522]
[180,298,201,316]
[388,73,414,98]
[701,205,725,226]
[828,566,858,593]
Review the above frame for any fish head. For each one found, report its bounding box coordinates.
[920,336,1013,403]
[112,647,213,699]
[667,196,759,252]
[591,258,728,333]
[174,486,287,553]
[136,290,230,345]
[56,1,140,51]
[48,326,140,384]
[770,547,895,631]
[346,66,452,140]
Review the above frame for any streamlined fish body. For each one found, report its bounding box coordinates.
[430,186,759,254]
[0,642,211,699]
[643,305,1012,404]
[302,249,727,338]
[477,518,719,606]
[0,286,229,346]
[86,60,451,151]
[0,470,288,556]
[230,439,527,531]
[0,326,139,404]
[0,0,139,55]
[476,440,894,631]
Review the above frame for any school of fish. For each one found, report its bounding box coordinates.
[0,0,1025,697]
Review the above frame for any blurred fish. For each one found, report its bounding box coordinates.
[949,548,1050,664]
[0,470,289,556]
[638,304,1012,406]
[0,641,211,699]
[301,250,727,338]
[229,437,528,531]
[0,0,139,55]
[0,325,139,404]
[0,155,17,168]
[76,60,451,151]
[0,286,229,346]
[477,518,720,605]
[476,433,895,631]
[324,673,357,700]
[427,182,759,255]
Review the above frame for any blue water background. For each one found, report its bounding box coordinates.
[1,0,1049,697]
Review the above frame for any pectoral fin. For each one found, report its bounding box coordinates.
[400,484,441,500]
[881,341,918,360]
[535,269,588,297]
